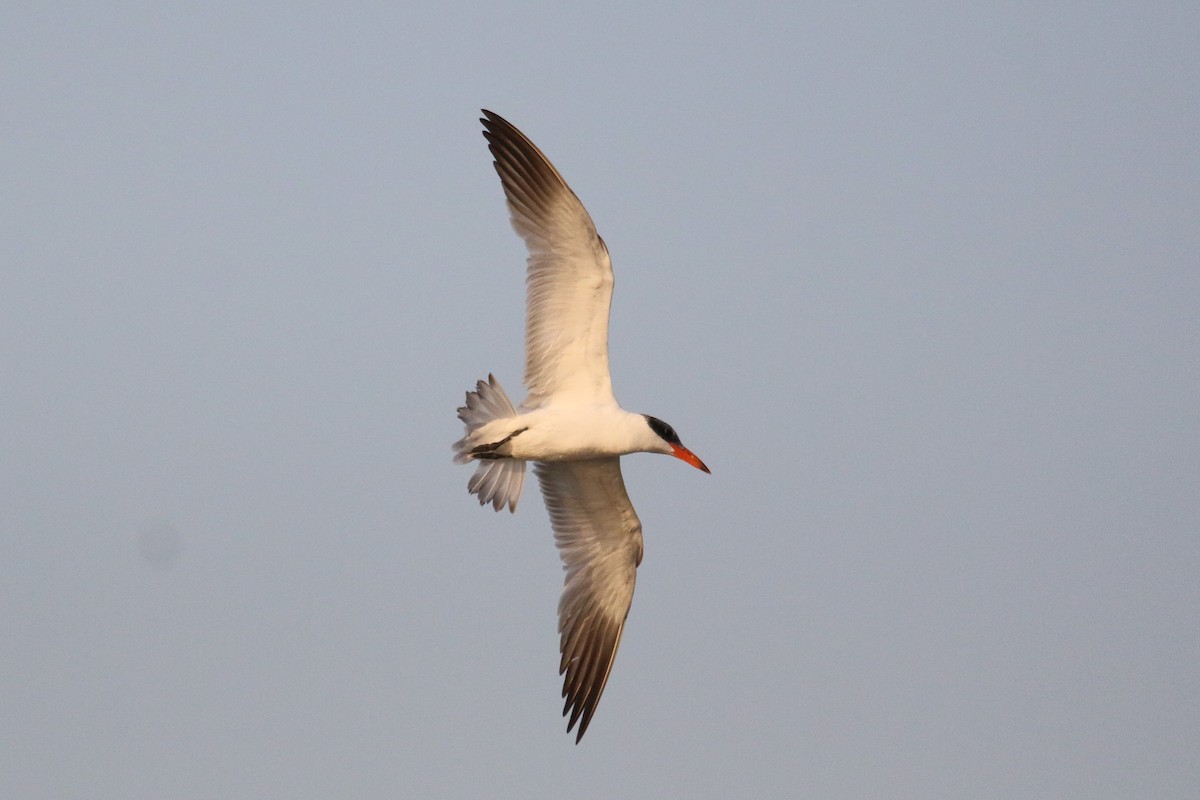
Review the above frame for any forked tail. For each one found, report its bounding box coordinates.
[452,374,526,512]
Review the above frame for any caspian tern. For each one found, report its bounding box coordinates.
[454,110,710,743]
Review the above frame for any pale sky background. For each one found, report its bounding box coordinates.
[3,3,1198,798]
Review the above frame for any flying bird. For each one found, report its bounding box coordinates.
[454,110,710,743]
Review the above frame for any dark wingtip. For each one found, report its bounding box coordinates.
[480,109,508,132]
[566,709,593,744]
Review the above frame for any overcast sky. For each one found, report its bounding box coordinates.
[3,3,1198,798]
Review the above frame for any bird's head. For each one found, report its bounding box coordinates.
[642,415,710,473]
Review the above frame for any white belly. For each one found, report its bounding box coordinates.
[505,405,648,461]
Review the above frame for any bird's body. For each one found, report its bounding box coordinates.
[459,403,670,463]
[454,110,708,743]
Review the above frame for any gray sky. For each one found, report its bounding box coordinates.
[3,3,1198,798]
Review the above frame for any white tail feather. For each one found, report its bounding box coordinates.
[453,374,526,512]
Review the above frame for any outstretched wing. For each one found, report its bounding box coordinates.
[481,110,616,407]
[535,458,644,742]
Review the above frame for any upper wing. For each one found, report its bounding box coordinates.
[481,110,616,407]
[535,459,644,743]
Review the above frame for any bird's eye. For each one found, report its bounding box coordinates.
[645,415,681,445]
